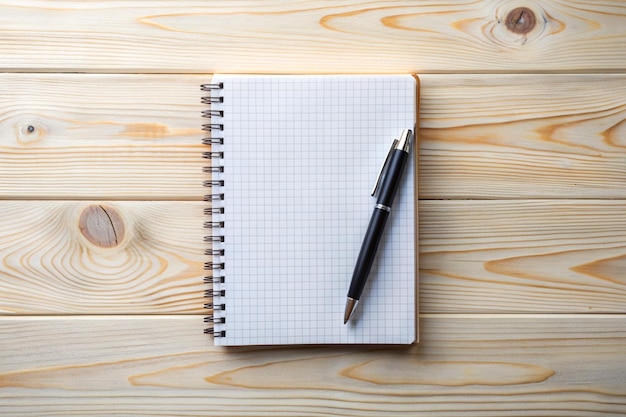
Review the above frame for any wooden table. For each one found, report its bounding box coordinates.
[1,1,625,415]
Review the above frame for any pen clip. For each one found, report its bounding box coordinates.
[371,138,398,197]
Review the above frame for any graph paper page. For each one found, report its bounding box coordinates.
[212,75,416,345]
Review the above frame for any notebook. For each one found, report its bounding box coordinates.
[203,75,418,346]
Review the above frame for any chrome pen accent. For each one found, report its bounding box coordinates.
[375,204,391,213]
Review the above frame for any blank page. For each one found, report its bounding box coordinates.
[211,75,416,345]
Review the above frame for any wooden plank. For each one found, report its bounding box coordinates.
[0,201,206,314]
[420,200,626,313]
[0,73,206,200]
[0,1,624,73]
[2,73,625,200]
[2,200,626,315]
[0,315,624,416]
[419,74,626,199]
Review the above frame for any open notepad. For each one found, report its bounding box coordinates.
[204,75,418,345]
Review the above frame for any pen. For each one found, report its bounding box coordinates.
[344,129,413,324]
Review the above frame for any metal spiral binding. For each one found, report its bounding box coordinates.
[201,82,226,338]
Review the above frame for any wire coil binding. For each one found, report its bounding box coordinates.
[202,82,226,339]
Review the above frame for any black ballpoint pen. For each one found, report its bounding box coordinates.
[344,129,413,324]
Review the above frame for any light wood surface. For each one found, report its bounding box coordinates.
[0,1,624,73]
[420,200,626,313]
[0,201,205,314]
[0,74,205,199]
[0,0,625,416]
[420,74,626,199]
[0,315,624,416]
[1,200,625,315]
[1,73,624,199]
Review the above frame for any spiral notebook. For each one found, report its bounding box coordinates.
[203,75,418,346]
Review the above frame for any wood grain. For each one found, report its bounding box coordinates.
[419,74,626,199]
[1,1,624,413]
[0,201,206,314]
[420,200,626,313]
[0,315,624,416]
[2,200,626,315]
[0,1,624,73]
[0,73,205,199]
[2,73,625,200]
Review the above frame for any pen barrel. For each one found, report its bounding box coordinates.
[377,149,409,207]
[348,207,390,300]
[348,148,410,301]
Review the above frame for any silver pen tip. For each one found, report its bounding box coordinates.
[343,297,358,324]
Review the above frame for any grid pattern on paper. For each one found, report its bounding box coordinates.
[213,75,416,346]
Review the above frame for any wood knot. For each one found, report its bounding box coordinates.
[79,205,125,248]
[505,7,536,34]
[16,121,45,145]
